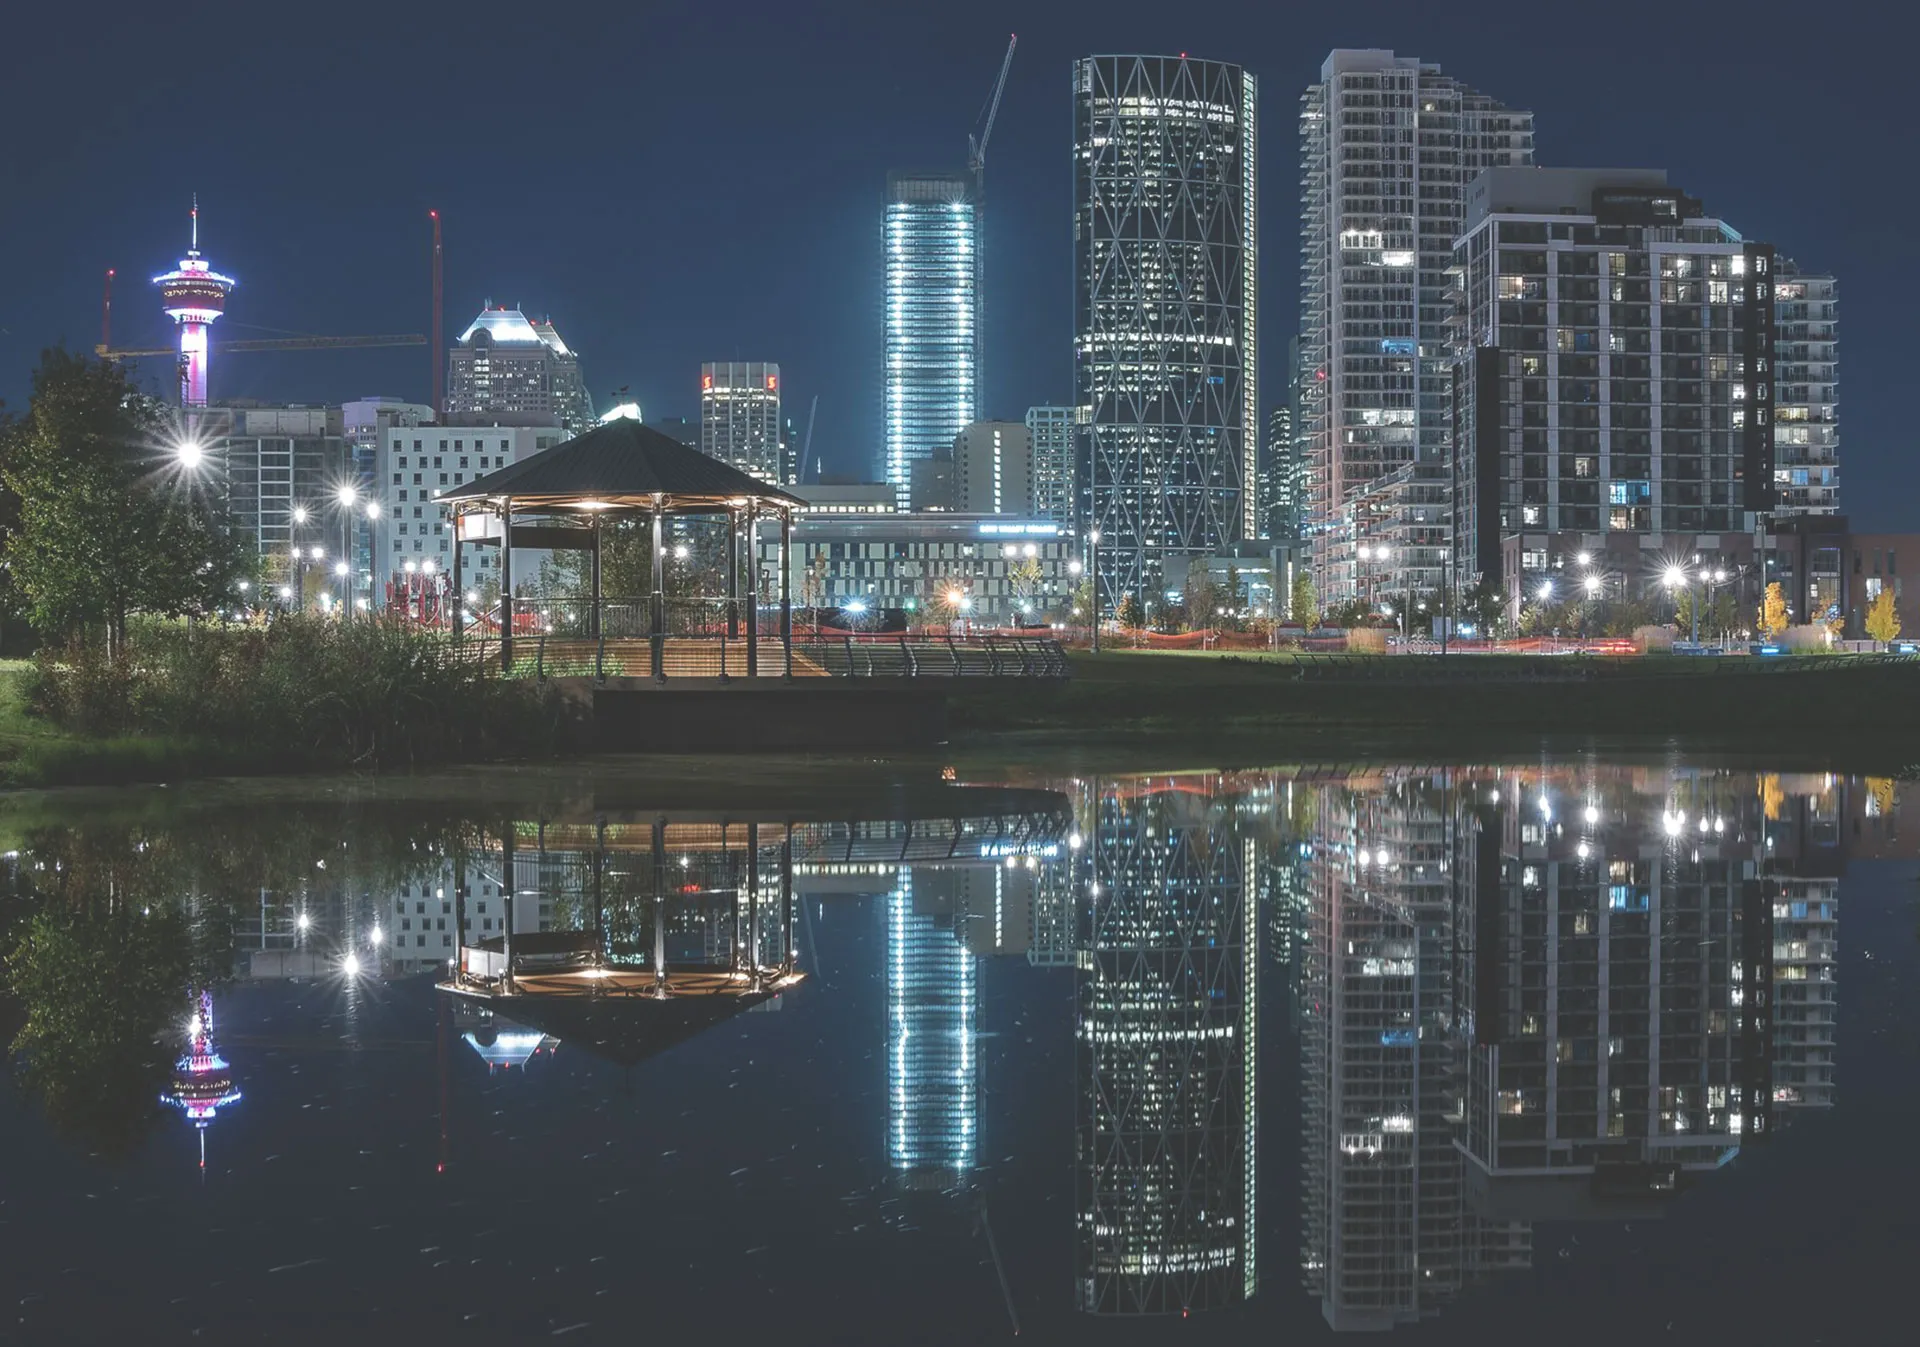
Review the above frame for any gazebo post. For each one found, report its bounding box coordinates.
[450,516,463,641]
[782,823,795,974]
[746,820,761,986]
[726,508,740,640]
[651,816,669,997]
[499,497,514,672]
[650,492,666,683]
[593,816,606,965]
[589,519,602,641]
[780,508,794,680]
[501,823,516,994]
[745,503,759,678]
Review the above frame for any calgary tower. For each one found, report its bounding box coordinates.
[152,196,236,407]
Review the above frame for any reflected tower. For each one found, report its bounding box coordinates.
[887,869,978,1186]
[1076,779,1255,1315]
[162,988,242,1172]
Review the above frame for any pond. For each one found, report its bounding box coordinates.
[0,754,1910,1344]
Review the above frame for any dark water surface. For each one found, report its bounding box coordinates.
[1,757,1913,1345]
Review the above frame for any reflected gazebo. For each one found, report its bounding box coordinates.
[438,785,1073,1072]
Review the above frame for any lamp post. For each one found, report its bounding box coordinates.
[1088,529,1101,652]
[1664,564,1697,645]
[1582,573,1602,639]
[335,485,359,618]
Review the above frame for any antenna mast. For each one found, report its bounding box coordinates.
[430,210,444,417]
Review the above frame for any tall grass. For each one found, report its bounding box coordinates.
[25,616,563,773]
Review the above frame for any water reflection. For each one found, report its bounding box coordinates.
[0,764,1889,1337]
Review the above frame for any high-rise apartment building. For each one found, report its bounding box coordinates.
[701,362,787,484]
[1025,405,1079,524]
[1451,169,1777,617]
[1075,54,1257,614]
[445,306,594,433]
[1300,49,1533,605]
[1772,262,1839,515]
[951,420,1033,515]
[885,171,977,510]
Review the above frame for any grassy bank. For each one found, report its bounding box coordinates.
[2,621,568,789]
[950,649,1920,755]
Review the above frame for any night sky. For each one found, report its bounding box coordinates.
[3,1,1909,527]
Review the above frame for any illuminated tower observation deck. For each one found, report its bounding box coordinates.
[152,199,236,408]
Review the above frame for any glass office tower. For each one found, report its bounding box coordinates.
[885,171,977,511]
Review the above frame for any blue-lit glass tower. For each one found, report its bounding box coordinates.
[885,171,977,511]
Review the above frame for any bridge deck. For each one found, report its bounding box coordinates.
[477,634,1071,681]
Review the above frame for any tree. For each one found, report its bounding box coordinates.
[1008,554,1045,621]
[1117,591,1146,630]
[1461,579,1505,636]
[1866,588,1902,645]
[0,351,248,651]
[1289,573,1319,629]
[1758,582,1790,639]
[5,902,194,1155]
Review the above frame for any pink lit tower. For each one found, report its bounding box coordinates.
[152,196,236,407]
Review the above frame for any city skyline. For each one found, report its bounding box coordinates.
[1,5,1901,524]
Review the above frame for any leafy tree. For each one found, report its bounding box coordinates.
[1008,554,1045,618]
[1117,590,1146,630]
[1758,582,1790,638]
[1289,573,1319,628]
[1070,577,1094,624]
[0,351,248,651]
[1460,579,1505,635]
[1866,588,1902,644]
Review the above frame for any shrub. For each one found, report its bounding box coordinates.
[27,616,563,771]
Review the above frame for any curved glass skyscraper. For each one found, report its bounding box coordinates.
[885,172,977,511]
[1074,55,1257,614]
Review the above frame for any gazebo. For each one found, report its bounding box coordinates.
[439,418,806,676]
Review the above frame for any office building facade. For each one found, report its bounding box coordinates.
[379,422,566,599]
[885,171,977,510]
[204,404,349,587]
[1300,48,1533,605]
[446,306,594,433]
[1260,405,1298,541]
[701,361,787,484]
[952,420,1034,515]
[758,515,1073,624]
[1026,405,1080,525]
[1075,54,1257,614]
[1451,169,1777,618]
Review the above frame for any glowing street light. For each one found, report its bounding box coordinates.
[174,438,206,470]
[1537,580,1555,602]
[370,925,384,945]
[342,953,361,977]
[673,543,690,561]
[296,911,312,932]
[292,506,309,526]
[335,484,358,508]
[1584,575,1602,597]
[1577,551,1592,566]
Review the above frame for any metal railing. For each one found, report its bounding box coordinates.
[456,598,1069,683]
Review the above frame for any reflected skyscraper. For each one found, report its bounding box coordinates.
[1457,773,1775,1224]
[1076,779,1255,1315]
[887,870,978,1187]
[1301,774,1526,1331]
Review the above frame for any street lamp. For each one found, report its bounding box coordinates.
[1088,529,1102,651]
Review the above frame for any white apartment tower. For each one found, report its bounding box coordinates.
[1300,49,1533,605]
[701,361,788,484]
[1024,405,1078,525]
[1772,262,1839,515]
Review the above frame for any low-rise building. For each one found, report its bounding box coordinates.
[758,514,1074,625]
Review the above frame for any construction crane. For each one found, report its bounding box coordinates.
[967,34,1017,197]
[96,333,427,359]
[799,395,818,483]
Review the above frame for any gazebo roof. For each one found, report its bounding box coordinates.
[440,418,804,513]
